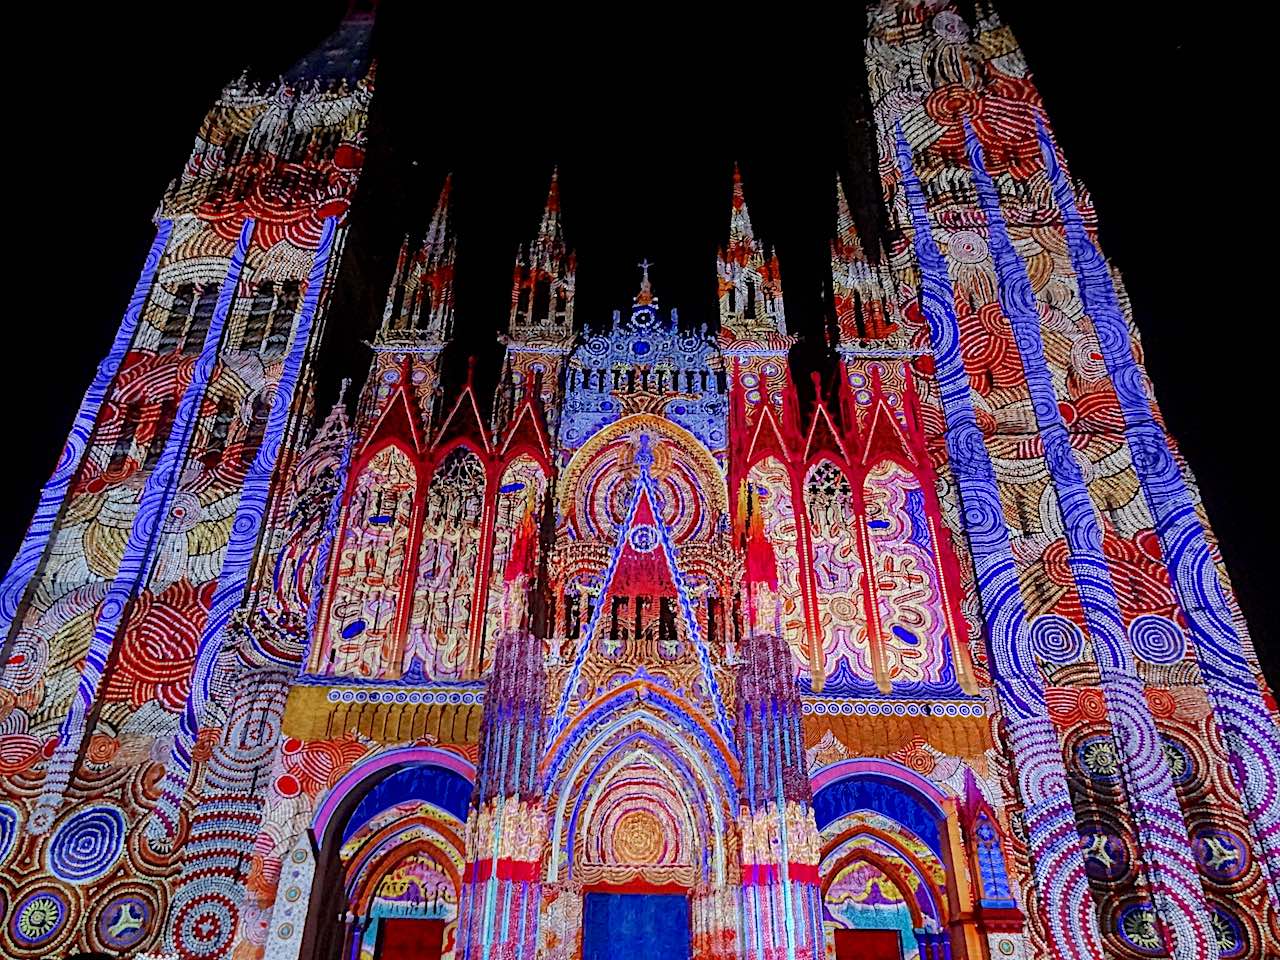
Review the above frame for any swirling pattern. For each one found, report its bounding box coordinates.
[30,218,255,833]
[46,804,126,883]
[1041,115,1280,909]
[173,888,239,958]
[1130,614,1187,666]
[0,803,19,865]
[1029,614,1086,665]
[102,578,215,711]
[0,222,172,657]
[970,121,1217,958]
[896,123,1104,959]
[150,219,336,839]
[948,229,988,264]
[9,889,67,946]
[3,13,1273,960]
[2,630,49,694]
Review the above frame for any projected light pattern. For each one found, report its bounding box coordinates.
[0,4,1273,960]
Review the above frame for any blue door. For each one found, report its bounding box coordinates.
[582,892,691,959]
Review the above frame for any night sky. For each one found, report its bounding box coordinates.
[8,3,1274,680]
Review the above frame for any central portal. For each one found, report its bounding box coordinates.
[582,892,691,960]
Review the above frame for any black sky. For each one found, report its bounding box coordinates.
[7,3,1274,680]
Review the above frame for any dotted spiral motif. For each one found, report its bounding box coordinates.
[947,229,988,264]
[1116,901,1165,957]
[1040,115,1280,904]
[1029,615,1087,665]
[149,216,335,839]
[0,221,171,651]
[1129,615,1186,666]
[969,120,1218,960]
[46,804,126,883]
[896,124,1104,960]
[32,218,256,829]
[173,889,239,959]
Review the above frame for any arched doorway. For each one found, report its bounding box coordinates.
[541,696,741,960]
[298,748,474,960]
[812,761,961,960]
[538,417,741,959]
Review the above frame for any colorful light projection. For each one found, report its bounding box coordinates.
[0,5,1274,960]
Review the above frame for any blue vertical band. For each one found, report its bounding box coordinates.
[968,122,1216,960]
[0,220,173,675]
[148,217,338,836]
[895,124,1103,959]
[29,217,255,833]
[1039,115,1280,908]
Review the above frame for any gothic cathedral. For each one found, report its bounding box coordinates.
[1,4,1276,960]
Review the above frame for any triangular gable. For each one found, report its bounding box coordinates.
[549,435,731,741]
[432,375,491,456]
[745,400,792,467]
[860,393,915,468]
[803,399,849,465]
[499,395,551,466]
[608,483,679,597]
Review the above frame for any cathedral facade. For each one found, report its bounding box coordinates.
[1,4,1277,960]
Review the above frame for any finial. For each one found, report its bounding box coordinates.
[635,258,654,305]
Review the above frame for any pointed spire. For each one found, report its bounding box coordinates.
[508,168,575,340]
[316,378,353,442]
[725,162,756,262]
[378,174,456,340]
[834,176,854,250]
[531,167,564,271]
[423,173,453,265]
[831,172,896,344]
[832,174,867,266]
[718,164,787,343]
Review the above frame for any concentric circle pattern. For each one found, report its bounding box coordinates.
[1129,614,1186,665]
[10,889,67,947]
[46,804,126,883]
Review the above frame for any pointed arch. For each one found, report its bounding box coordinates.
[406,446,487,680]
[544,701,738,888]
[558,413,726,543]
[802,458,877,690]
[313,441,420,679]
[861,458,954,690]
[744,456,806,666]
[479,454,549,667]
[300,747,475,960]
[813,760,960,959]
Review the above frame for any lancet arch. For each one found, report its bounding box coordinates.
[802,457,871,687]
[407,446,487,680]
[811,760,998,960]
[314,441,419,679]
